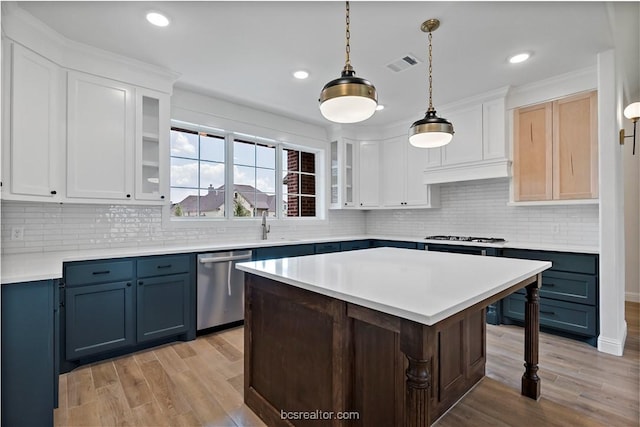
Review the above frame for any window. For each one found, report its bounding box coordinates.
[169,124,318,220]
[282,149,317,217]
[170,128,225,217]
[233,139,276,218]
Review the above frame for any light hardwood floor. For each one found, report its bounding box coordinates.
[55,302,639,426]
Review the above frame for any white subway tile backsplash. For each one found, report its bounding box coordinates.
[1,178,598,254]
[366,178,599,247]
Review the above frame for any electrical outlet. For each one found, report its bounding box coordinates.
[552,224,560,233]
[11,227,24,241]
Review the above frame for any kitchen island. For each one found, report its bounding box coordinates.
[237,248,551,426]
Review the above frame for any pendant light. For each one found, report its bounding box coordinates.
[319,1,377,124]
[409,19,454,148]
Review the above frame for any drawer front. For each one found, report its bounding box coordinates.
[339,240,371,251]
[502,249,597,275]
[513,271,597,305]
[137,255,191,278]
[253,244,316,261]
[65,260,134,286]
[540,271,597,305]
[503,293,597,337]
[315,242,341,254]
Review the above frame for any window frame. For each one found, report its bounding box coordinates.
[164,121,324,228]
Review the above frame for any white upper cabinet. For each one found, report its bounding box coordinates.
[329,138,356,209]
[135,88,170,202]
[380,135,438,208]
[423,88,510,184]
[357,141,380,208]
[2,42,63,201]
[66,71,135,201]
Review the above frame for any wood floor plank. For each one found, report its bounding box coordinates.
[168,411,203,427]
[91,361,119,389]
[95,383,135,426]
[204,334,242,362]
[66,366,97,408]
[138,359,192,417]
[133,348,158,364]
[131,401,172,427]
[113,357,154,409]
[153,344,190,376]
[66,400,101,427]
[171,341,197,359]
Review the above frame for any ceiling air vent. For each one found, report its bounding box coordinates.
[386,54,422,72]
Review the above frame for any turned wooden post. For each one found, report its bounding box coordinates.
[522,273,541,400]
[400,320,435,427]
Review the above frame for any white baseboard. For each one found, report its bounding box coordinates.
[625,292,640,303]
[597,321,627,356]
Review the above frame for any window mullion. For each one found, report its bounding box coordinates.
[225,133,234,220]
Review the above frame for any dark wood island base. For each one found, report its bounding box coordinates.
[244,273,542,426]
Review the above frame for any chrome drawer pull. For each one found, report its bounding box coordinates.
[92,270,110,275]
[157,264,172,269]
[540,310,555,315]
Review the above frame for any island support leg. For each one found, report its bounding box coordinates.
[401,320,435,427]
[522,274,541,400]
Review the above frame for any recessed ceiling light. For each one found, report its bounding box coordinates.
[375,104,385,111]
[508,52,531,64]
[293,70,309,80]
[146,12,170,27]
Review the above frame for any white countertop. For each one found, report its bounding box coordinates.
[236,247,552,326]
[0,234,596,285]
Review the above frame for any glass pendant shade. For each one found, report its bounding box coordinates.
[319,71,377,124]
[409,110,454,148]
[624,102,640,121]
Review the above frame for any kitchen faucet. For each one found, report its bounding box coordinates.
[261,211,271,240]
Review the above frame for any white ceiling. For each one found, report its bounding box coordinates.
[14,1,640,129]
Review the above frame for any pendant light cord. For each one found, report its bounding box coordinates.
[344,1,353,72]
[427,29,434,112]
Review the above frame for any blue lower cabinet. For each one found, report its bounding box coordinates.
[314,242,341,254]
[2,280,57,427]
[339,240,371,251]
[503,293,597,338]
[65,281,135,360]
[253,244,316,260]
[137,273,190,342]
[371,240,418,249]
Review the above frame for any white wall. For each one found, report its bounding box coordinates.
[366,178,599,247]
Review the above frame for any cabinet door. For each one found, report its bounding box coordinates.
[405,142,431,206]
[358,141,380,207]
[135,88,169,202]
[2,281,55,427]
[6,44,61,200]
[553,91,598,200]
[381,136,405,207]
[344,139,355,206]
[65,281,135,360]
[137,273,190,342]
[67,71,134,200]
[513,102,553,201]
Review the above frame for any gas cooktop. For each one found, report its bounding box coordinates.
[425,235,506,243]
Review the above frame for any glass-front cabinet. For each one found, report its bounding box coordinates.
[135,88,170,202]
[329,138,355,209]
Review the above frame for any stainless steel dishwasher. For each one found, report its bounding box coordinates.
[197,250,252,331]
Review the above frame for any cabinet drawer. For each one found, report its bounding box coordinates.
[65,260,133,286]
[315,242,341,254]
[137,255,190,278]
[513,271,597,306]
[503,293,597,337]
[502,249,597,275]
[340,240,371,251]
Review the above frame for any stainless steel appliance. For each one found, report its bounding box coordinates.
[425,235,506,243]
[197,250,252,331]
